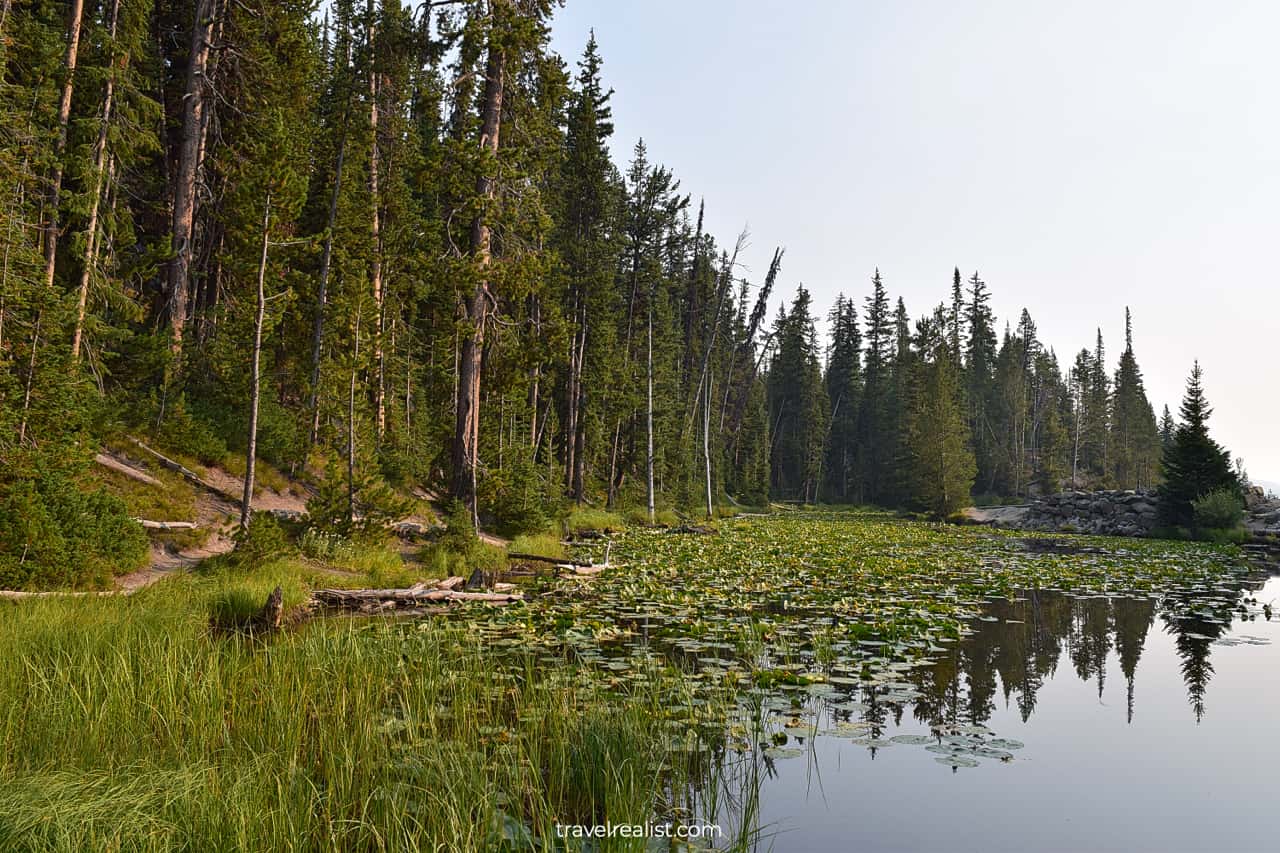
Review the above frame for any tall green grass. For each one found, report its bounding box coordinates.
[0,572,745,851]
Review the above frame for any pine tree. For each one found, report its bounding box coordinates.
[1158,362,1239,526]
[1109,309,1161,489]
[1159,404,1176,451]
[905,309,975,516]
[767,286,828,502]
[553,33,621,502]
[856,269,893,503]
[885,295,915,504]
[823,295,861,501]
[964,271,998,491]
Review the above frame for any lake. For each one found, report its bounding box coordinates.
[723,570,1278,853]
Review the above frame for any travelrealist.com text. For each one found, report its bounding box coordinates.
[554,822,722,841]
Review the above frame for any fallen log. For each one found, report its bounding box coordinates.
[1,589,125,600]
[137,520,199,531]
[507,551,593,568]
[311,584,523,609]
[127,437,236,502]
[95,453,162,487]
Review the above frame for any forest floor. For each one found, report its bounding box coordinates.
[92,448,312,594]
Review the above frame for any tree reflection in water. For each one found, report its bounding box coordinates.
[904,573,1269,729]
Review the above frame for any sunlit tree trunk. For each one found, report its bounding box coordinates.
[451,9,505,527]
[366,0,385,440]
[167,0,217,371]
[308,113,347,448]
[241,197,271,529]
[72,0,122,362]
[41,0,85,290]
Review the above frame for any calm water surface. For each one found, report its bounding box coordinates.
[731,572,1279,853]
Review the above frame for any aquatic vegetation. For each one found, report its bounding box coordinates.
[471,511,1244,697]
[0,510,1257,849]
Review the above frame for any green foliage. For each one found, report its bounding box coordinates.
[307,457,410,542]
[440,498,480,551]
[904,316,976,517]
[153,399,229,468]
[767,285,829,502]
[1192,489,1244,532]
[508,533,567,560]
[418,540,507,579]
[478,445,558,536]
[229,513,291,570]
[0,453,147,590]
[1159,363,1240,527]
[564,507,625,535]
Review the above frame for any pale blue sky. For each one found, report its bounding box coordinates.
[549,0,1280,483]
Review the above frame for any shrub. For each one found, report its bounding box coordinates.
[1192,489,1244,531]
[230,513,291,570]
[439,499,478,551]
[419,541,506,579]
[0,453,148,589]
[307,457,410,542]
[478,446,560,536]
[153,398,227,467]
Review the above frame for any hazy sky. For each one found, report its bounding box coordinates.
[548,0,1280,484]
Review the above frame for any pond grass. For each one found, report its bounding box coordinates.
[0,561,739,852]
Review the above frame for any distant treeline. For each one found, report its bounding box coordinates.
[0,0,1222,580]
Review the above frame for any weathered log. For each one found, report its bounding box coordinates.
[137,520,199,531]
[436,575,464,590]
[127,437,234,501]
[1,589,123,600]
[507,551,593,568]
[95,453,162,487]
[311,585,523,608]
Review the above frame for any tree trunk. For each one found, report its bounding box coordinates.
[527,295,541,447]
[240,196,270,530]
[563,290,579,493]
[451,11,504,527]
[41,0,85,291]
[167,0,217,371]
[365,0,386,441]
[72,0,122,362]
[308,113,348,448]
[646,296,655,524]
[348,311,361,527]
[704,375,713,519]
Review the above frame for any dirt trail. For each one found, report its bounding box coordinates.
[9,449,498,599]
[102,451,308,593]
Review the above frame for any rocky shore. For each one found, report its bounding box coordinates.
[966,485,1280,541]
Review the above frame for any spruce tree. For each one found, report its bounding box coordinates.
[1109,309,1161,489]
[856,269,893,503]
[1159,405,1176,451]
[767,286,828,502]
[823,295,861,501]
[1158,362,1239,526]
[964,271,998,491]
[905,309,975,516]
